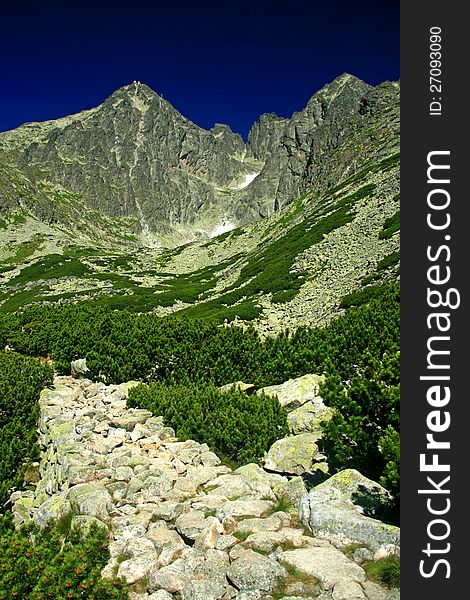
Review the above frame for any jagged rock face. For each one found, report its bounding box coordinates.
[238,74,400,218]
[5,83,250,234]
[0,75,399,239]
[246,112,288,162]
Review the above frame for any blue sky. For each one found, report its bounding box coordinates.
[0,0,399,139]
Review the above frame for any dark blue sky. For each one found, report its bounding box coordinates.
[0,0,399,140]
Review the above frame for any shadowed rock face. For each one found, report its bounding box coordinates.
[10,83,249,233]
[240,74,399,219]
[0,75,399,238]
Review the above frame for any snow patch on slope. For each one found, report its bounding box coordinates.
[210,220,236,238]
[235,172,260,189]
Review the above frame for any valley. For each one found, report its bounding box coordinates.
[0,74,399,332]
[0,73,400,599]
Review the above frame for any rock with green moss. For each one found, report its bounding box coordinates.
[12,496,34,527]
[258,374,325,411]
[287,398,334,434]
[71,514,108,534]
[299,469,400,550]
[263,432,327,475]
[218,381,256,395]
[273,476,307,506]
[66,483,114,520]
[33,492,72,527]
[234,463,287,498]
[227,549,287,592]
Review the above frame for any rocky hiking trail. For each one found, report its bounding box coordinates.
[11,376,399,600]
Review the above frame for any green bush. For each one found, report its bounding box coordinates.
[340,284,387,308]
[0,520,128,599]
[128,382,289,465]
[319,320,400,502]
[376,250,400,271]
[364,554,400,588]
[0,283,400,497]
[379,209,400,239]
[0,352,53,515]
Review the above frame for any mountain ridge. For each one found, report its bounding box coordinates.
[0,73,399,332]
[0,75,398,243]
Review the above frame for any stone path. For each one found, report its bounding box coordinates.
[12,376,398,600]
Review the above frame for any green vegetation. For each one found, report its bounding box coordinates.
[342,543,371,558]
[271,289,299,304]
[0,287,53,314]
[8,254,92,286]
[345,249,400,303]
[379,209,400,239]
[201,226,244,247]
[178,184,375,320]
[0,354,126,597]
[0,247,248,315]
[156,242,192,266]
[340,284,387,308]
[0,519,128,599]
[0,282,399,503]
[176,298,262,322]
[0,212,27,230]
[376,250,400,271]
[0,265,15,275]
[364,554,400,588]
[1,235,46,264]
[128,382,289,464]
[319,298,400,499]
[0,352,53,525]
[261,194,309,239]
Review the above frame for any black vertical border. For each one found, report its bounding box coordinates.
[401,2,466,597]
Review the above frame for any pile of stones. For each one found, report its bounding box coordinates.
[12,376,399,600]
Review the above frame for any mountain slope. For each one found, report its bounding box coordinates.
[1,76,397,238]
[0,75,399,332]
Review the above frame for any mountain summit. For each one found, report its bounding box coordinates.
[0,75,398,247]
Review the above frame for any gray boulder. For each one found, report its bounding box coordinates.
[33,493,72,527]
[227,549,286,592]
[67,483,114,520]
[287,399,334,435]
[299,469,400,550]
[278,546,365,590]
[71,358,91,378]
[264,432,327,475]
[258,374,325,411]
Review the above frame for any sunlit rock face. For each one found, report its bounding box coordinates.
[0,76,399,239]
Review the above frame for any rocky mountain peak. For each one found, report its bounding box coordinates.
[0,75,398,245]
[104,81,170,113]
[246,113,288,162]
[301,73,371,123]
[107,80,163,102]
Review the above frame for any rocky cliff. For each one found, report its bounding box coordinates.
[240,75,399,219]
[1,82,255,240]
[0,75,398,245]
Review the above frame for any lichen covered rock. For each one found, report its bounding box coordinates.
[264,432,327,475]
[299,469,400,550]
